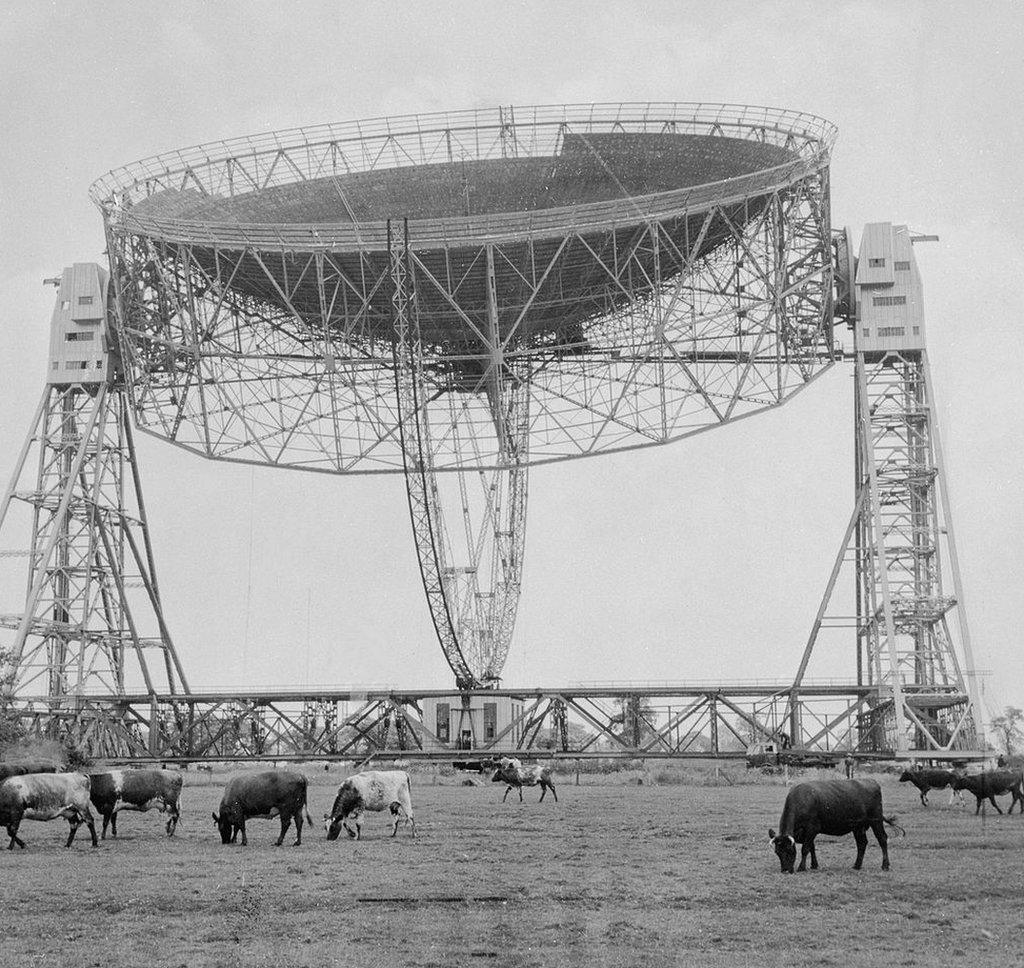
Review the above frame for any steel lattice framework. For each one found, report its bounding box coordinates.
[0,383,188,700]
[90,103,838,686]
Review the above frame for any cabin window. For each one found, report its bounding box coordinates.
[872,295,907,307]
[436,703,450,742]
[877,326,905,337]
[868,257,885,267]
[65,331,94,341]
[894,260,911,271]
[60,300,70,311]
[483,702,497,742]
[912,326,920,334]
[862,328,870,337]
[77,295,94,305]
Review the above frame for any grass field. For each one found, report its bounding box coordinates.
[0,766,1021,967]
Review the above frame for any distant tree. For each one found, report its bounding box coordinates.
[611,696,659,748]
[0,648,26,752]
[990,706,1024,757]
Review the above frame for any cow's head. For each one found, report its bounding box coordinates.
[324,812,346,841]
[491,757,515,782]
[211,811,232,845]
[768,829,797,874]
[898,770,913,783]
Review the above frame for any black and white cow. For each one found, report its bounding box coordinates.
[89,769,183,839]
[0,760,59,785]
[898,768,965,807]
[0,772,98,849]
[768,778,902,873]
[212,770,311,846]
[491,757,557,803]
[325,770,415,840]
[952,770,1024,815]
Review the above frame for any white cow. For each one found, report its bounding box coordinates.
[491,757,558,803]
[324,770,415,840]
[0,772,98,849]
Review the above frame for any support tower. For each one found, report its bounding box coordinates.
[0,264,188,718]
[793,224,983,757]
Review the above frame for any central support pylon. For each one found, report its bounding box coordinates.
[0,264,188,713]
[389,220,529,690]
[790,224,983,757]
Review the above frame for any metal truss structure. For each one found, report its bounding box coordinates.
[0,109,986,764]
[790,345,983,757]
[5,684,888,764]
[0,382,188,703]
[92,103,837,685]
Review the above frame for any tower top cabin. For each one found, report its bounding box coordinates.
[46,263,112,386]
[854,223,926,353]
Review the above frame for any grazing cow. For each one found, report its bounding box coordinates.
[212,770,311,846]
[898,768,965,807]
[491,757,557,803]
[325,770,415,840]
[89,769,183,839]
[768,778,902,873]
[0,772,97,849]
[0,761,59,785]
[952,770,1024,815]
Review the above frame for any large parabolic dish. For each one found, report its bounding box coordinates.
[92,102,838,687]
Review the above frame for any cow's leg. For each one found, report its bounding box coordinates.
[539,784,546,802]
[988,795,1003,815]
[100,812,111,840]
[518,785,523,803]
[83,808,98,848]
[920,789,928,806]
[343,816,357,839]
[870,820,890,870]
[797,840,812,872]
[293,810,303,846]
[502,785,512,803]
[167,800,179,836]
[66,817,80,848]
[852,828,868,870]
[240,820,247,846]
[389,803,400,837]
[7,822,25,850]
[550,782,558,803]
[975,795,983,815]
[275,812,291,847]
[110,810,118,839]
[808,840,818,870]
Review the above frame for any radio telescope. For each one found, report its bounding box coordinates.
[90,103,836,688]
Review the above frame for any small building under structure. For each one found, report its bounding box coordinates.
[419,694,525,751]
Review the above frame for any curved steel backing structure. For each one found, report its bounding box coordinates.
[92,102,837,687]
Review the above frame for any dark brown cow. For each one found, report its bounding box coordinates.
[768,779,902,873]
[898,768,964,807]
[212,770,311,846]
[952,770,1024,815]
[89,769,183,839]
[0,761,59,784]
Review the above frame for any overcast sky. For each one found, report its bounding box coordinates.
[1,1,1021,716]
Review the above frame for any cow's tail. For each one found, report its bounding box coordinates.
[883,815,906,837]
